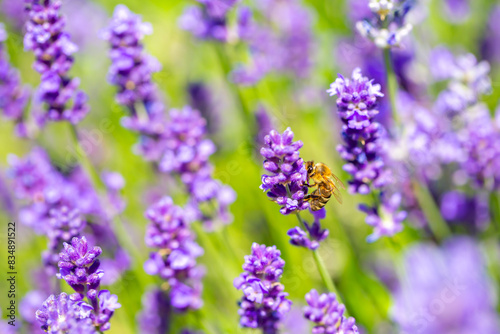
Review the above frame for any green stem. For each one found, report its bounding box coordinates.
[295,212,343,303]
[69,124,102,188]
[213,43,253,122]
[383,48,400,127]
[489,192,500,235]
[412,179,451,241]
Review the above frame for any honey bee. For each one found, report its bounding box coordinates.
[304,161,345,211]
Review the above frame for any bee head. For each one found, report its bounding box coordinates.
[305,161,314,175]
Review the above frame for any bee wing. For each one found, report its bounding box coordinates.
[330,173,346,190]
[332,186,343,204]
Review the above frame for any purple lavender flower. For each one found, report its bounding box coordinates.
[329,68,388,193]
[0,24,29,136]
[57,236,104,294]
[440,191,489,229]
[137,288,171,334]
[24,0,89,124]
[159,106,236,228]
[304,289,359,334]
[20,290,47,334]
[36,292,96,334]
[442,0,470,23]
[287,208,329,250]
[143,197,205,312]
[188,82,219,135]
[101,4,166,160]
[356,0,414,48]
[359,193,406,242]
[179,0,238,42]
[481,6,500,64]
[260,127,309,215]
[232,0,313,85]
[392,237,500,333]
[330,69,405,241]
[54,236,120,332]
[234,243,292,333]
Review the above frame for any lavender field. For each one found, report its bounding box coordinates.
[0,0,500,333]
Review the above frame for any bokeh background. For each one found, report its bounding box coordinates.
[1,0,500,333]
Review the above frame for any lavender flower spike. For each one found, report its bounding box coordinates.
[260,128,309,215]
[234,243,292,333]
[24,0,89,124]
[288,208,329,250]
[304,289,359,334]
[0,24,29,136]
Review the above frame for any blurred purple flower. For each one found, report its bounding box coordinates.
[442,0,470,23]
[259,127,309,215]
[232,0,313,85]
[234,243,292,332]
[24,0,89,124]
[481,6,500,64]
[255,106,275,148]
[287,208,329,250]
[392,237,500,333]
[143,197,205,312]
[188,82,219,135]
[101,4,166,161]
[137,288,171,334]
[304,289,359,334]
[159,106,236,229]
[360,193,406,242]
[0,24,29,136]
[179,0,238,42]
[440,191,489,230]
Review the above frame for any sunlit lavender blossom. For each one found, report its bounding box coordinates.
[101,4,166,160]
[304,289,359,334]
[0,24,29,136]
[232,0,313,85]
[328,68,387,193]
[330,69,405,241]
[392,237,500,333]
[356,0,414,48]
[36,292,96,334]
[287,208,329,250]
[179,0,238,41]
[260,127,309,215]
[234,243,292,333]
[143,197,205,311]
[55,236,121,331]
[24,0,89,124]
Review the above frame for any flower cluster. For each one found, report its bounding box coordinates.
[36,236,121,333]
[356,0,414,48]
[304,289,359,334]
[159,106,236,229]
[393,237,500,333]
[234,243,292,333]
[7,147,129,280]
[232,0,313,85]
[329,68,405,241]
[24,0,89,124]
[143,197,205,311]
[0,24,29,136]
[260,128,309,215]
[101,4,165,161]
[179,0,238,42]
[328,68,387,193]
[287,208,329,250]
